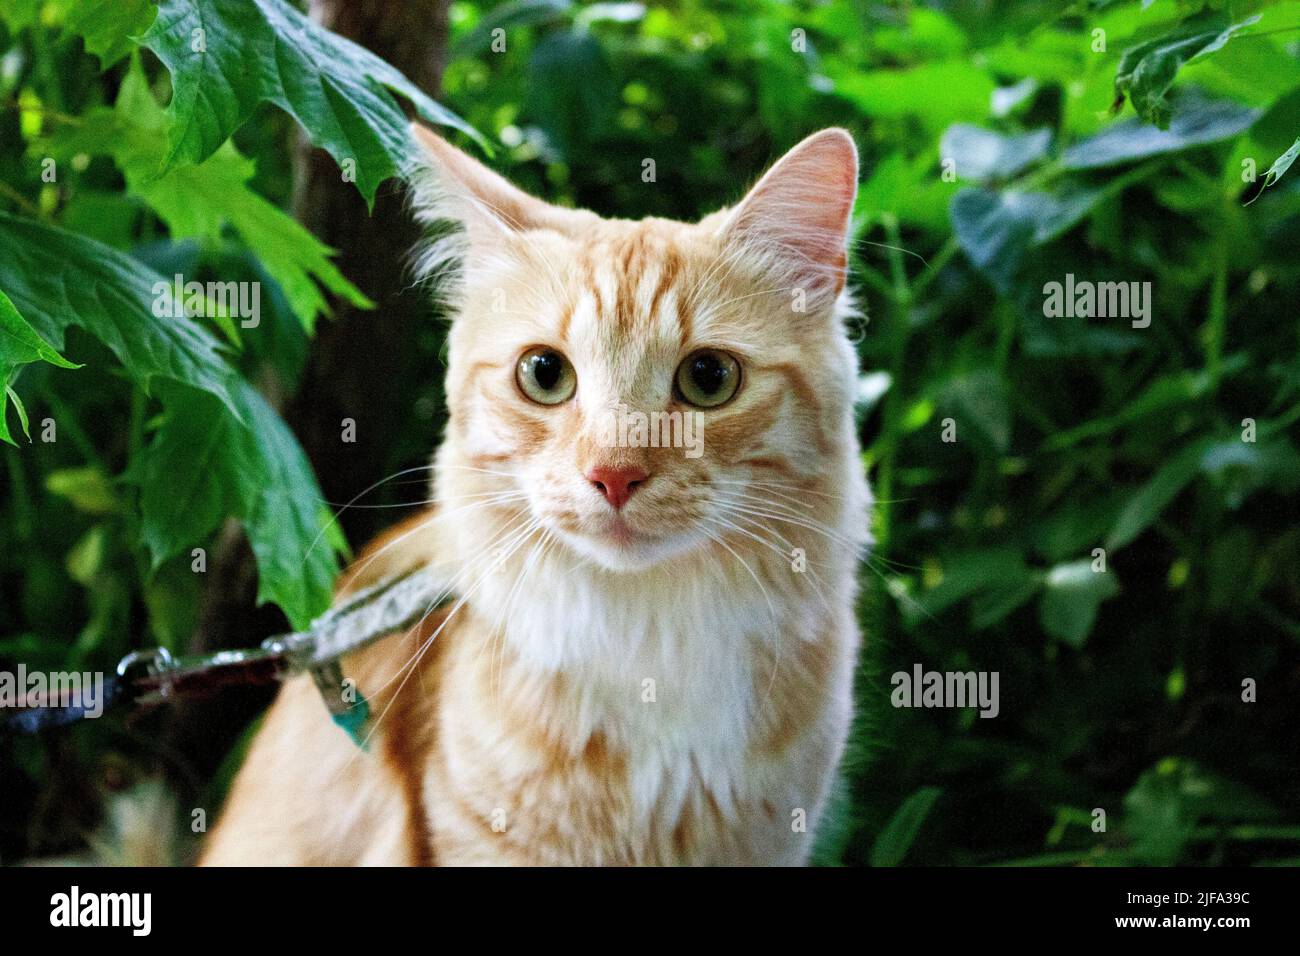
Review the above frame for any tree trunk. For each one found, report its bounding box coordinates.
[288,0,453,549]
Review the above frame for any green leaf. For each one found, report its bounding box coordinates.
[142,559,203,650]
[0,0,39,31]
[140,0,483,204]
[1245,137,1300,205]
[3,387,30,443]
[907,547,1034,624]
[53,0,159,68]
[1108,436,1300,552]
[0,212,245,422]
[0,0,41,32]
[1200,436,1300,505]
[831,60,995,135]
[1114,12,1261,128]
[0,288,80,375]
[1037,559,1120,648]
[1062,94,1260,169]
[526,30,617,155]
[138,381,343,629]
[40,58,373,331]
[1123,759,1278,866]
[0,286,80,445]
[937,368,1011,453]
[575,2,645,28]
[938,124,1052,181]
[855,153,958,233]
[871,786,942,866]
[66,524,108,585]
[970,577,1042,630]
[866,8,967,62]
[46,467,119,515]
[451,0,571,58]
[950,185,1105,292]
[1106,439,1209,550]
[1043,364,1239,452]
[0,214,339,626]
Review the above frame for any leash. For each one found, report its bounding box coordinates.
[1,566,455,748]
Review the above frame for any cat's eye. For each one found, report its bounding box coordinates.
[674,349,742,408]
[516,347,577,405]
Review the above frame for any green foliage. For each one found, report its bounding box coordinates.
[0,0,481,713]
[0,213,249,420]
[138,381,340,627]
[38,57,373,332]
[140,0,484,202]
[1247,135,1300,201]
[1113,10,1261,127]
[54,0,158,67]
[0,212,344,627]
[871,786,943,866]
[1,0,1298,866]
[0,288,79,443]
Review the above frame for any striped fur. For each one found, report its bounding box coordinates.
[201,128,871,866]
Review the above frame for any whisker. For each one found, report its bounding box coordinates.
[487,527,555,706]
[351,515,544,754]
[710,477,847,502]
[717,499,863,553]
[316,501,433,510]
[434,463,520,479]
[699,515,790,703]
[339,492,530,587]
[304,463,446,559]
[714,485,821,515]
[319,486,529,510]
[707,512,834,612]
[698,516,779,627]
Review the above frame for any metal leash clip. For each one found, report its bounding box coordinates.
[115,647,178,705]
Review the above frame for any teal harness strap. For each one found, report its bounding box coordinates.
[284,568,456,751]
[309,660,371,751]
[331,693,372,751]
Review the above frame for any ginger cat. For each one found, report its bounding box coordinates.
[201,126,871,866]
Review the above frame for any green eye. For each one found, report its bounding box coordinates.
[675,349,741,408]
[516,347,577,405]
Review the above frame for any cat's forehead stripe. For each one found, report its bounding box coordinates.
[645,247,682,335]
[555,290,576,341]
[675,280,693,347]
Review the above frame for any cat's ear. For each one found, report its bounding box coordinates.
[406,124,593,243]
[718,128,858,305]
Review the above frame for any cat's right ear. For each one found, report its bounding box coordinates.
[716,128,858,309]
[406,124,591,245]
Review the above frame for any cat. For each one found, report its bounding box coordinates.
[200,125,872,866]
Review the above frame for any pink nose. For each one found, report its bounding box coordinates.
[586,465,649,510]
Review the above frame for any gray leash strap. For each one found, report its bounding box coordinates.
[2,566,456,744]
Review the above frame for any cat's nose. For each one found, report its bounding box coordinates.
[586,465,649,510]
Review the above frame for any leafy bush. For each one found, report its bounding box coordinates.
[0,0,1297,865]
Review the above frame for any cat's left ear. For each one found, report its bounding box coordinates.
[406,123,596,244]
[717,128,858,305]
